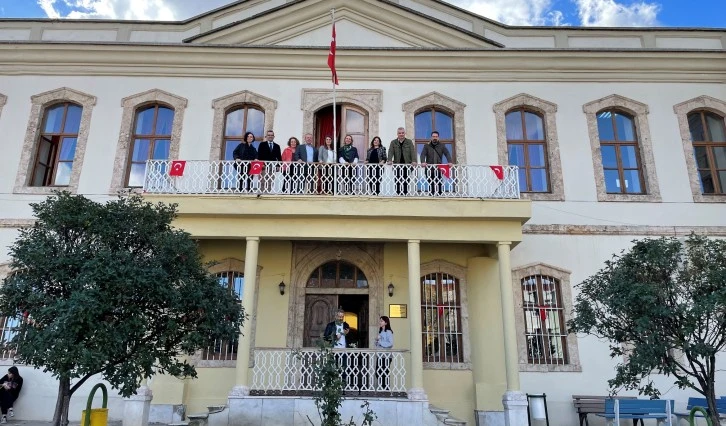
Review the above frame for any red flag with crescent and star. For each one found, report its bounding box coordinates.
[249,160,264,175]
[170,160,186,177]
[328,22,339,85]
[490,165,504,180]
[436,164,451,179]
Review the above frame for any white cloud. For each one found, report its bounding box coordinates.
[574,0,660,26]
[448,0,566,26]
[38,0,61,18]
[37,0,205,20]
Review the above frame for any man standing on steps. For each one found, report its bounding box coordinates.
[387,127,417,196]
[257,129,282,192]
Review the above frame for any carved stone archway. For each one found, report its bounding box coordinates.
[286,242,383,348]
[301,89,383,143]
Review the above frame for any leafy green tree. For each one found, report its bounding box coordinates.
[0,193,243,426]
[568,235,726,425]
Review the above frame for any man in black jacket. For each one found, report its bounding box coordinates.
[323,308,349,348]
[256,130,281,192]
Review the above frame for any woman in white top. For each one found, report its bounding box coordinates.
[317,136,336,194]
[375,315,394,391]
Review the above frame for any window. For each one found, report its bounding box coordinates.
[403,92,466,164]
[583,95,660,202]
[222,105,265,160]
[307,261,368,288]
[521,274,568,365]
[125,104,174,188]
[15,88,96,195]
[596,110,644,194]
[0,316,21,360]
[505,108,549,192]
[512,263,580,372]
[203,271,243,361]
[421,272,462,364]
[414,107,455,162]
[687,110,726,194]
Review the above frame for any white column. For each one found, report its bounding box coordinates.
[497,241,528,426]
[407,240,427,400]
[230,237,260,397]
[123,379,152,426]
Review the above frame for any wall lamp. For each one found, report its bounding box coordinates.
[388,282,395,297]
[278,281,286,296]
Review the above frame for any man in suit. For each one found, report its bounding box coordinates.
[293,133,319,194]
[257,130,281,192]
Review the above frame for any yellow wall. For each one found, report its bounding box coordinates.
[424,370,475,425]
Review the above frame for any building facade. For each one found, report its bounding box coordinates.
[0,0,725,425]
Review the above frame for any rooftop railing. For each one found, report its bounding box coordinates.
[142,160,520,199]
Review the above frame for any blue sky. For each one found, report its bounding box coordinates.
[0,0,723,28]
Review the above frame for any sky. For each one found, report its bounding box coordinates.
[0,0,723,28]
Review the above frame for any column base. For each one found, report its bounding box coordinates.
[407,387,428,401]
[123,386,153,426]
[502,391,528,426]
[228,385,251,398]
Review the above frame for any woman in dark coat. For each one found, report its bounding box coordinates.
[0,366,22,422]
[232,131,258,192]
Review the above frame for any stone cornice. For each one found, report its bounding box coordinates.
[0,43,723,83]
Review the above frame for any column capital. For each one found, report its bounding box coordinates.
[246,237,260,242]
[497,241,512,247]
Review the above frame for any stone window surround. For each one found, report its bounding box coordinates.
[420,259,472,370]
[0,263,15,365]
[583,94,661,202]
[493,93,565,201]
[14,87,97,195]
[208,90,278,161]
[286,242,384,350]
[0,93,6,116]
[512,262,581,373]
[301,89,382,145]
[109,89,188,194]
[190,258,262,368]
[673,95,726,203]
[403,92,467,164]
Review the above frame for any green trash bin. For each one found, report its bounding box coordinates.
[80,383,108,426]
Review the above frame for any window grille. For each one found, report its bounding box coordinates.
[421,272,463,363]
[521,274,569,365]
[202,271,243,360]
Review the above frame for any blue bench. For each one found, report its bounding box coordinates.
[674,397,726,423]
[597,399,674,426]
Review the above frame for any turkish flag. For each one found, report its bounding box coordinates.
[328,23,339,85]
[538,306,548,322]
[170,160,186,177]
[436,164,451,179]
[249,160,264,175]
[490,165,504,180]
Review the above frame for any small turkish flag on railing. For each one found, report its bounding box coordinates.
[170,160,186,177]
[490,165,504,180]
[436,164,451,179]
[250,160,264,175]
[328,23,339,85]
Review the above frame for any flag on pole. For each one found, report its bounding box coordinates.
[328,22,339,85]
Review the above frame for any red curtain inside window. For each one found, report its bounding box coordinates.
[316,106,341,148]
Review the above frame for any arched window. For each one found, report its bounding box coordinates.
[596,109,644,194]
[222,105,265,160]
[505,108,549,192]
[203,270,244,361]
[521,274,568,365]
[307,261,368,288]
[31,102,83,187]
[126,104,175,187]
[414,107,455,162]
[687,110,726,194]
[421,272,462,363]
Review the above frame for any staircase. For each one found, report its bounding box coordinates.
[429,404,468,425]
[167,405,228,426]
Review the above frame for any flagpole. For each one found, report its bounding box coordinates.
[331,8,337,157]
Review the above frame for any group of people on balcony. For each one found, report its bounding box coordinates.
[232,127,453,196]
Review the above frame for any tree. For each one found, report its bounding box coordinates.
[0,192,243,426]
[568,235,726,425]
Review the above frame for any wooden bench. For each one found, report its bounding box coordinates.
[597,399,674,426]
[573,395,638,426]
[674,397,726,423]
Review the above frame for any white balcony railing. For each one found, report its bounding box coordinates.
[143,161,520,199]
[251,348,407,396]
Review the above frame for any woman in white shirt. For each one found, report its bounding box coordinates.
[375,315,394,391]
[317,136,335,194]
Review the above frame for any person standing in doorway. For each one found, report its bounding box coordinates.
[419,130,453,195]
[294,133,319,194]
[257,130,282,192]
[387,127,417,195]
[324,309,351,392]
[375,316,394,392]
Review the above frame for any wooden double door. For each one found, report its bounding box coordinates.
[304,294,369,348]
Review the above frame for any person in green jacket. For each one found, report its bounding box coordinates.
[387,127,417,195]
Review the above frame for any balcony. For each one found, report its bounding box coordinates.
[142,161,520,199]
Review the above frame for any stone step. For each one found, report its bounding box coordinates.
[168,422,189,426]
[428,405,450,416]
[443,418,467,426]
[207,405,227,414]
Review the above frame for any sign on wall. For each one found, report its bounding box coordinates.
[389,304,407,318]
